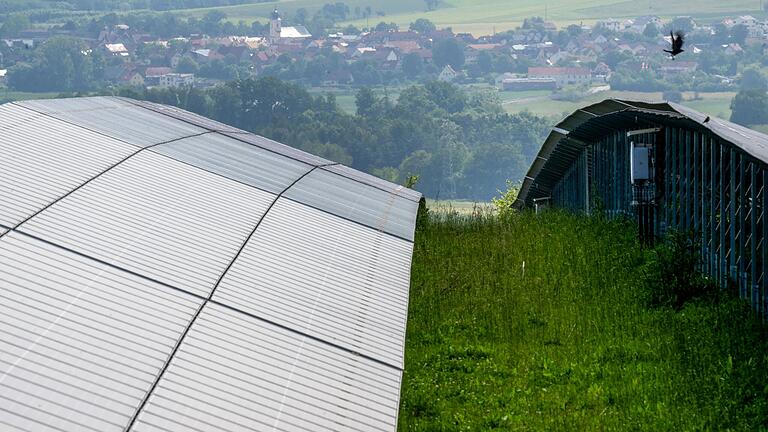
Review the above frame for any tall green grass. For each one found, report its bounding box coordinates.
[399,210,768,431]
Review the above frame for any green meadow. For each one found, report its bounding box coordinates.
[400,209,768,430]
[317,86,735,122]
[175,0,766,36]
[502,90,736,120]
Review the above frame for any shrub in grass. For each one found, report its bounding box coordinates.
[643,230,718,309]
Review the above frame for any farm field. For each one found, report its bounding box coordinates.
[175,0,419,23]
[426,199,494,215]
[319,85,735,122]
[502,90,736,120]
[400,210,768,430]
[174,0,765,36]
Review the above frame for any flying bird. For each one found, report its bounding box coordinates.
[664,31,685,59]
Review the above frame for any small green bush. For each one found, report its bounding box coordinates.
[643,230,718,309]
[491,180,520,218]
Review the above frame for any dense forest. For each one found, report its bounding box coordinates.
[111,77,550,199]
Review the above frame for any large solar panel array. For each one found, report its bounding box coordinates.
[0,97,421,432]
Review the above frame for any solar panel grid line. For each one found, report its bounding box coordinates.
[175,328,401,417]
[212,198,413,367]
[6,229,209,303]
[0,288,192,386]
[215,278,406,339]
[178,321,400,397]
[268,214,364,431]
[0,130,216,243]
[0,115,138,229]
[3,226,403,371]
[164,355,399,419]
[10,101,145,150]
[0,373,130,425]
[132,304,400,432]
[15,97,421,231]
[10,98,423,220]
[216,230,410,315]
[214,275,408,351]
[24,197,236,282]
[0,230,203,331]
[208,303,401,431]
[20,151,277,297]
[123,164,321,432]
[0,104,47,132]
[1,240,201,320]
[14,99,209,148]
[0,97,419,432]
[2,232,198,315]
[0,316,160,377]
[143,377,344,432]
[0,294,174,370]
[0,395,105,432]
[0,355,140,410]
[211,299,405,370]
[281,195,415,243]
[283,168,419,242]
[148,132,315,196]
[210,297,403,349]
[0,294,182,394]
[320,164,423,203]
[117,98,244,134]
[0,234,204,432]
[218,131,334,167]
[0,275,183,346]
[213,240,411,301]
[0,337,147,400]
[116,96,332,168]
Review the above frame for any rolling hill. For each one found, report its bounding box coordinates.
[176,0,766,36]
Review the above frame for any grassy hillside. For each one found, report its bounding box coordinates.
[400,210,768,430]
[176,0,419,22]
[348,0,765,35]
[176,0,765,35]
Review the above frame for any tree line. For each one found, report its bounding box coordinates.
[111,77,550,199]
[0,0,272,14]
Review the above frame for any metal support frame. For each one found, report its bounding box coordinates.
[549,122,768,318]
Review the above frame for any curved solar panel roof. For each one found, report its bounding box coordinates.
[0,96,421,432]
[515,99,768,207]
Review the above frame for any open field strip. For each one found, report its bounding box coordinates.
[172,0,765,35]
[400,210,768,430]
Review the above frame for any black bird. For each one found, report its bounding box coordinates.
[664,31,685,59]
[703,116,710,123]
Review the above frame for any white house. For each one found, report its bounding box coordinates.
[104,43,129,57]
[159,73,195,88]
[438,65,458,82]
[627,16,661,33]
[528,66,591,87]
[597,19,623,32]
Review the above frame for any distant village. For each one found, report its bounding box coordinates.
[0,10,764,93]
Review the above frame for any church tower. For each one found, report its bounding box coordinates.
[269,8,281,44]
